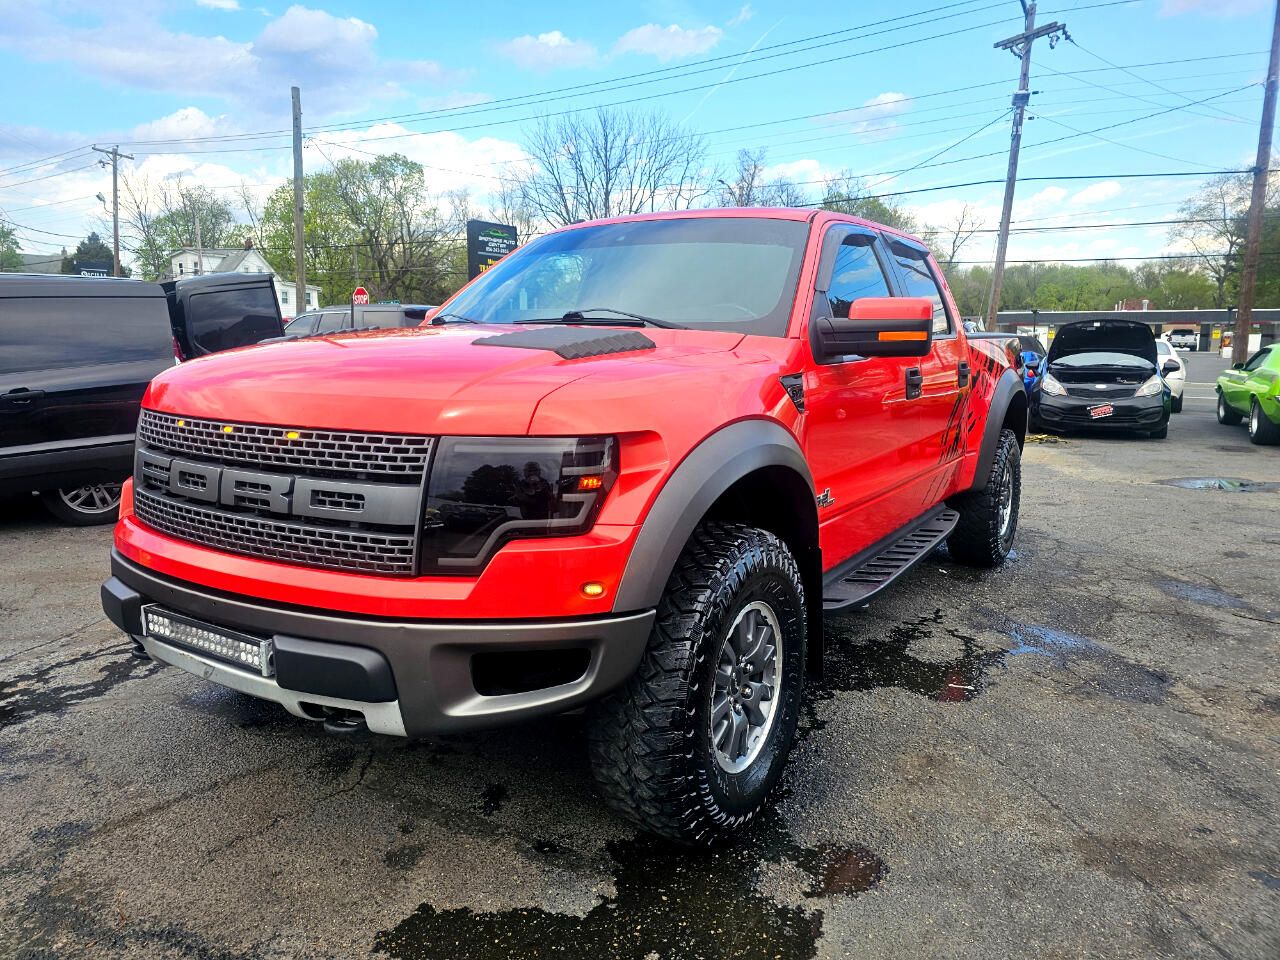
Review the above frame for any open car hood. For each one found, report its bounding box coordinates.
[1047,319,1157,366]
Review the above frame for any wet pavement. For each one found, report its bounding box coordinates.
[1,386,1278,959]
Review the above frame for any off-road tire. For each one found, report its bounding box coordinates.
[946,428,1021,568]
[39,484,122,526]
[1249,398,1280,445]
[1149,421,1169,440]
[1171,394,1183,414]
[587,522,806,846]
[1217,391,1243,425]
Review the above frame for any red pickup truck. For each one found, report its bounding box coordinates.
[101,209,1026,845]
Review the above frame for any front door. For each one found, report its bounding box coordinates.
[800,225,935,570]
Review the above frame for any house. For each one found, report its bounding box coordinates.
[166,242,321,318]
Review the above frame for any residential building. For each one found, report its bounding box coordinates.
[166,242,321,318]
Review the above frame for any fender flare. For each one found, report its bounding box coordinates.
[611,419,815,614]
[969,368,1026,492]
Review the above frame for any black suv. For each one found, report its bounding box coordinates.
[0,273,282,525]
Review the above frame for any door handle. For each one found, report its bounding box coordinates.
[957,361,970,388]
[905,367,923,400]
[2,388,45,405]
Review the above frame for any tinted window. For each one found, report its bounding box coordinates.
[0,295,170,375]
[1243,348,1271,372]
[825,234,890,318]
[440,217,810,337]
[186,285,281,354]
[284,314,317,336]
[315,311,348,334]
[890,241,950,335]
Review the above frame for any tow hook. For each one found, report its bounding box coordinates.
[129,635,150,660]
[321,708,369,736]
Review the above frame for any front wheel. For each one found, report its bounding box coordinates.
[946,428,1021,568]
[587,522,807,846]
[1149,421,1169,440]
[1217,391,1243,425]
[1171,394,1184,414]
[1249,399,1280,445]
[39,483,122,526]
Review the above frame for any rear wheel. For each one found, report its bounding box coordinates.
[1217,391,1243,425]
[1249,398,1280,445]
[587,522,806,846]
[947,428,1020,568]
[39,483,122,526]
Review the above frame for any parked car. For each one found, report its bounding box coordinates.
[101,209,1026,845]
[0,273,282,525]
[1155,339,1187,413]
[281,303,436,338]
[1216,344,1280,444]
[1167,327,1198,351]
[1032,318,1173,439]
[1017,334,1047,393]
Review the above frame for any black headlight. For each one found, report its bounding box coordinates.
[420,436,616,574]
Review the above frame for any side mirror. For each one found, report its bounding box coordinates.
[812,297,934,360]
[1233,362,1245,370]
[1161,359,1180,376]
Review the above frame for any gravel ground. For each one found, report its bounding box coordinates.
[1,366,1277,960]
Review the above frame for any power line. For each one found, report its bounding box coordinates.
[0,162,101,191]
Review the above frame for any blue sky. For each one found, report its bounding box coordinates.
[0,0,1274,267]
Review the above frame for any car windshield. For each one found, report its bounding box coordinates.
[440,217,810,336]
[1156,341,1172,355]
[1052,351,1152,368]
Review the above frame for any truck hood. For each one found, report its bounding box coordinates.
[1047,319,1157,366]
[144,324,747,435]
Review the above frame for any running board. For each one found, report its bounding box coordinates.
[822,508,959,616]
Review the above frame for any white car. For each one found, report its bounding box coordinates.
[1156,339,1186,413]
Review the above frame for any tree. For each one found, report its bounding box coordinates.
[61,232,121,275]
[926,204,984,268]
[715,149,807,207]
[819,171,917,233]
[119,173,242,280]
[513,108,711,227]
[1168,173,1264,307]
[0,223,21,272]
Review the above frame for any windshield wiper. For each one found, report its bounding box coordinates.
[515,308,687,329]
[431,312,478,325]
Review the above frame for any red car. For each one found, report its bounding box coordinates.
[101,209,1026,844]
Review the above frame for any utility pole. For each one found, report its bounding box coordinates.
[193,211,203,274]
[1233,0,1280,363]
[985,2,1066,327]
[291,86,307,314]
[92,145,134,277]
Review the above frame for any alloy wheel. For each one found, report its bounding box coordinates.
[711,600,782,774]
[58,483,122,515]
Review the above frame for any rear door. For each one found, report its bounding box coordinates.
[165,275,284,357]
[802,224,934,567]
[0,288,171,453]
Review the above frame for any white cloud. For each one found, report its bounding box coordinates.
[197,0,242,10]
[823,91,911,138]
[498,31,597,70]
[1069,181,1123,206]
[614,24,723,61]
[256,5,377,62]
[130,107,229,143]
[728,5,754,27]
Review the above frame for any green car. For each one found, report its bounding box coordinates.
[1216,344,1280,444]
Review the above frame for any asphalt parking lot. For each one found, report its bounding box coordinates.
[1,361,1277,960]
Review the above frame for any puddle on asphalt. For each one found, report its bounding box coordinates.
[1004,624,1171,705]
[1155,477,1280,493]
[1155,579,1250,610]
[0,646,159,730]
[373,821,885,960]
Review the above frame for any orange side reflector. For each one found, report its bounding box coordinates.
[879,331,928,341]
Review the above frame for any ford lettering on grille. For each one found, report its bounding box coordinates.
[131,414,431,577]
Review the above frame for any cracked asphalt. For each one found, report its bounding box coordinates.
[2,355,1277,959]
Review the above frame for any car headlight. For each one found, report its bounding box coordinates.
[420,436,616,574]
[1135,375,1165,398]
[1041,372,1067,396]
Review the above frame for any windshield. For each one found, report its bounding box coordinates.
[441,217,810,336]
[1052,352,1153,369]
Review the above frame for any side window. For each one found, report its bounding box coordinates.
[315,311,346,334]
[890,241,950,335]
[824,234,891,318]
[1243,348,1271,372]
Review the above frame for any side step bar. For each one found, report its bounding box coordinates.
[822,507,959,616]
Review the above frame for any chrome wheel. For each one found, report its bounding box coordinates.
[996,463,1014,541]
[711,600,781,774]
[1250,404,1260,437]
[58,483,122,515]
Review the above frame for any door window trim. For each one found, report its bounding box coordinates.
[808,223,897,366]
[884,236,956,340]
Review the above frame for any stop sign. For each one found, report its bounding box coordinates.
[352,286,370,305]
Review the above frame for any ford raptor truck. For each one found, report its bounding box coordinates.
[100,209,1026,845]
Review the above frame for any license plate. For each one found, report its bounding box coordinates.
[1088,404,1115,419]
[142,605,275,676]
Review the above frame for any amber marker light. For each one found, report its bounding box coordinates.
[581,582,607,598]
[286,431,301,440]
[222,425,234,434]
[176,419,186,427]
[577,475,604,492]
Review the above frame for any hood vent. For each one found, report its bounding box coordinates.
[473,326,656,360]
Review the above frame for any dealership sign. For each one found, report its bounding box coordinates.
[466,220,518,279]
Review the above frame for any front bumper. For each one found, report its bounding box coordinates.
[102,550,655,737]
[1033,391,1168,432]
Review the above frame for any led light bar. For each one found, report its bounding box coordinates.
[142,606,275,678]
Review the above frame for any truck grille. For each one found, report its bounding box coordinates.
[138,410,432,480]
[133,411,430,577]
